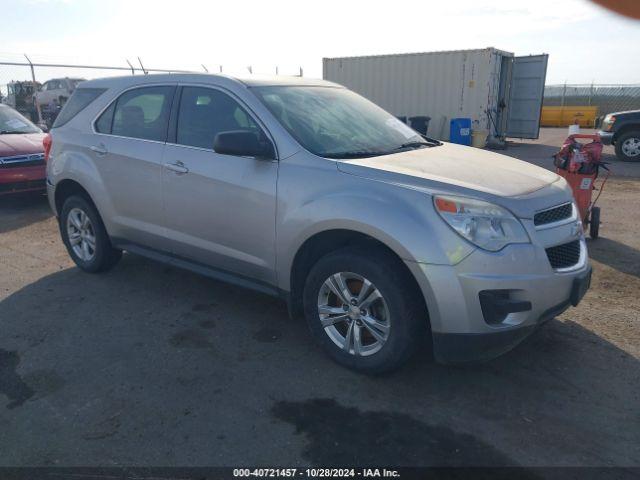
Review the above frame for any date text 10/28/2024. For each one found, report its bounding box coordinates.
[233,469,400,478]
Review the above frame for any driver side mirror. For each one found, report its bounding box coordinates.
[213,130,275,159]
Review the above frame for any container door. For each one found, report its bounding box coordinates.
[504,54,548,139]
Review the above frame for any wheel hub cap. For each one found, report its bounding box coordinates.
[66,207,96,262]
[622,138,640,157]
[317,272,391,357]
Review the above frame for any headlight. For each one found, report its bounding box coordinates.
[434,195,530,251]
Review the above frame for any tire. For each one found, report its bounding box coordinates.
[302,246,426,374]
[59,195,122,273]
[589,206,600,239]
[614,130,640,162]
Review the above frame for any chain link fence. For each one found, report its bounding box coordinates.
[544,84,640,117]
[0,59,200,126]
[4,60,637,129]
[0,58,303,126]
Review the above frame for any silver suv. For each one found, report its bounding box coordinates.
[46,74,591,373]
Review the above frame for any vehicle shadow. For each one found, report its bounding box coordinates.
[0,192,52,234]
[588,237,640,279]
[0,254,638,467]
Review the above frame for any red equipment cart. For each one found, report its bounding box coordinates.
[553,134,610,239]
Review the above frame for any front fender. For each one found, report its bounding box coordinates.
[275,157,474,292]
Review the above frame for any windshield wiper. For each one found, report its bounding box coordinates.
[323,150,387,159]
[0,130,27,134]
[394,137,443,151]
[397,141,430,150]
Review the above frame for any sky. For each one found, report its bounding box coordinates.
[0,0,639,86]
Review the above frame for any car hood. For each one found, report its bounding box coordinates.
[336,142,560,198]
[608,109,640,117]
[0,133,45,158]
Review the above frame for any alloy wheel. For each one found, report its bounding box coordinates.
[317,272,390,356]
[622,137,640,157]
[66,207,96,261]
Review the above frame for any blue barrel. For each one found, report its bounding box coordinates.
[450,118,472,145]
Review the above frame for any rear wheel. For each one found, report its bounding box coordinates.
[303,247,426,374]
[589,206,600,239]
[615,130,640,162]
[59,195,122,273]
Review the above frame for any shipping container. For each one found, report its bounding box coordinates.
[323,48,548,141]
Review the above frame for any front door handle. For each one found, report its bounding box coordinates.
[165,161,189,174]
[90,144,108,155]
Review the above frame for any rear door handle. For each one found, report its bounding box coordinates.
[165,161,189,174]
[90,144,108,155]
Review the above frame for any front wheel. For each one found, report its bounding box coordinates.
[303,247,426,374]
[615,131,640,162]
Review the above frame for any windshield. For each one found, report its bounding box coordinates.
[0,106,41,134]
[252,86,433,158]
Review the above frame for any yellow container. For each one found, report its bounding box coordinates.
[471,129,488,148]
[541,106,598,128]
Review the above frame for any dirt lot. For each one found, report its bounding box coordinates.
[1,129,639,467]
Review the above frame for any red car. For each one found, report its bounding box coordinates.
[0,104,47,195]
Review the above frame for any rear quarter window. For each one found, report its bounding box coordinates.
[52,88,106,128]
[105,86,175,142]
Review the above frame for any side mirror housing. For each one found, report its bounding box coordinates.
[213,130,275,159]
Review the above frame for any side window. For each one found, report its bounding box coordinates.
[176,86,261,150]
[94,101,115,133]
[52,88,107,128]
[111,86,174,142]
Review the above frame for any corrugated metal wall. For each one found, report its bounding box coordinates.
[323,48,507,140]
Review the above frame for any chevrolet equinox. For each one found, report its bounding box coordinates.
[45,74,592,373]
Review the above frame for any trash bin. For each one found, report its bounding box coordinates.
[409,116,431,135]
[450,118,472,145]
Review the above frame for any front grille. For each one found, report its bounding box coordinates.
[0,153,45,169]
[534,203,573,226]
[546,240,581,269]
[0,179,46,194]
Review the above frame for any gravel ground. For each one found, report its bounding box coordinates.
[0,129,638,467]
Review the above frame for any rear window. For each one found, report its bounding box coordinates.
[52,88,106,128]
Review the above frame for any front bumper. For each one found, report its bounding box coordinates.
[405,238,591,364]
[0,165,46,195]
[597,130,614,145]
